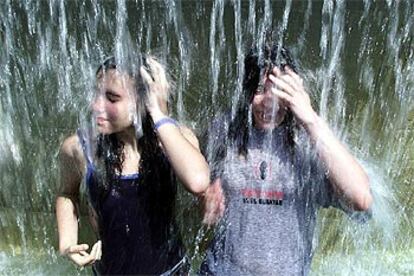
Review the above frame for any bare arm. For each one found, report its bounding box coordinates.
[140,57,210,195]
[304,115,372,211]
[55,135,101,266]
[270,67,372,211]
[56,135,83,253]
[152,114,210,195]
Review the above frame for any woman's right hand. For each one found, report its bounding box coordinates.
[202,178,225,226]
[63,240,102,267]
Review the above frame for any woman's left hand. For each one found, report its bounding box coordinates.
[202,178,225,226]
[140,56,169,120]
[268,66,318,127]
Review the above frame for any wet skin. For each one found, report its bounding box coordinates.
[92,70,137,135]
[251,74,287,130]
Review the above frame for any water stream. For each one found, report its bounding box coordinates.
[0,1,413,275]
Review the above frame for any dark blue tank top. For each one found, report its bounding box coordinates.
[78,130,184,275]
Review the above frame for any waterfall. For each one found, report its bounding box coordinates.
[0,1,413,274]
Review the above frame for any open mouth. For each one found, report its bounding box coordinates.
[261,112,274,121]
[259,105,279,122]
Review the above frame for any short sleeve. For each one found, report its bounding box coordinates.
[294,131,346,211]
[310,154,342,209]
[295,132,371,222]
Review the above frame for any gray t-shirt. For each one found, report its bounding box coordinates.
[202,125,341,276]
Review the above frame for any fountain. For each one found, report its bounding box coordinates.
[0,0,413,274]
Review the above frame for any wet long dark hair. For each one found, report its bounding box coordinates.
[219,44,299,161]
[94,57,176,234]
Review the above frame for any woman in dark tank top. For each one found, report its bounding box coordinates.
[56,55,209,275]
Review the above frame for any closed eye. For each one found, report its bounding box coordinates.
[106,90,121,103]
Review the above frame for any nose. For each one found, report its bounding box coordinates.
[92,94,104,114]
[261,87,278,108]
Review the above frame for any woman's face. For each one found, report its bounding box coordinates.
[92,69,137,135]
[251,75,286,130]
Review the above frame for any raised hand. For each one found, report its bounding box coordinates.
[268,66,317,128]
[139,56,169,120]
[64,240,102,267]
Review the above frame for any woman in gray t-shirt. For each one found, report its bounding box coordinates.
[200,43,372,276]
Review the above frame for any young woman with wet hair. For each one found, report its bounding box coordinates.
[200,44,372,275]
[56,56,209,275]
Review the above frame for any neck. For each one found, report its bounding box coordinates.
[115,126,138,152]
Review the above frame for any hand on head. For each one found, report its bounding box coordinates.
[63,240,102,267]
[268,66,317,127]
[140,56,169,119]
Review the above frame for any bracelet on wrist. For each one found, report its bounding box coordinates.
[154,117,178,130]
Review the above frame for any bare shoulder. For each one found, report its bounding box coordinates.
[57,134,87,197]
[59,134,87,178]
[179,125,200,149]
[60,134,84,163]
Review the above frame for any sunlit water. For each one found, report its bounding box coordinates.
[0,0,413,275]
